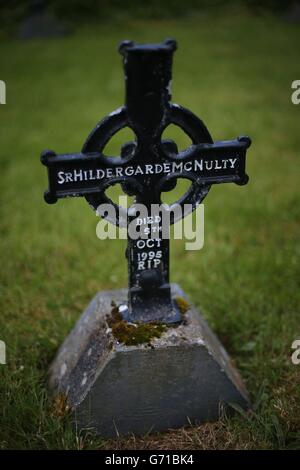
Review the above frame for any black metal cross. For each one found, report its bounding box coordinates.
[41,39,251,324]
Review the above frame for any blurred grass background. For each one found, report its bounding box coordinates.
[0,4,300,449]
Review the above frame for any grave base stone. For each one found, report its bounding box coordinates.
[49,284,249,438]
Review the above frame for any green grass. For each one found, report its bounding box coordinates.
[0,11,300,449]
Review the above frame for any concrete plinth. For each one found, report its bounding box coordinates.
[49,284,249,437]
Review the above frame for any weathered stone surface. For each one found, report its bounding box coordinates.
[49,284,249,437]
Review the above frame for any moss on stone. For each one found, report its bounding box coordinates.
[107,304,166,346]
[50,393,71,418]
[175,296,190,315]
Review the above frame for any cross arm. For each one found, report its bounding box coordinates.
[163,135,251,186]
[41,149,119,204]
[41,135,251,205]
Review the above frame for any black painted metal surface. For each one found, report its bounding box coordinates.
[41,39,251,324]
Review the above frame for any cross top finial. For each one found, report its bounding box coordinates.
[118,39,177,141]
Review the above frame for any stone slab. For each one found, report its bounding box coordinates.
[49,284,250,437]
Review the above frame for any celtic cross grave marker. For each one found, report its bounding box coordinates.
[44,40,251,437]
